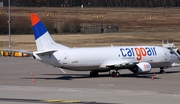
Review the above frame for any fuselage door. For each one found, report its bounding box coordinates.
[164,49,168,61]
[63,53,68,64]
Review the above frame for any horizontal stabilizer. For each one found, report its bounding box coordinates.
[33,50,57,55]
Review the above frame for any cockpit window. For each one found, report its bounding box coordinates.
[170,51,174,54]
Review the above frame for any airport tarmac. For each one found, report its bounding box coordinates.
[0,57,180,104]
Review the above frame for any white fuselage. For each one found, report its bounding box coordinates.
[33,46,179,71]
[30,14,180,75]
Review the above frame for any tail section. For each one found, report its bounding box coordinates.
[30,14,69,51]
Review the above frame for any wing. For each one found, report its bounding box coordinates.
[171,62,180,67]
[33,50,57,55]
[99,60,139,69]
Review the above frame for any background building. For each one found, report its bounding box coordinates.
[0,0,3,7]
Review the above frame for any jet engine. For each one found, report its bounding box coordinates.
[129,62,152,74]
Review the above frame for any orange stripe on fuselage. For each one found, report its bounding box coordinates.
[30,14,40,26]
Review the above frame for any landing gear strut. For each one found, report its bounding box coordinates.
[111,70,120,77]
[89,71,98,77]
[159,67,165,74]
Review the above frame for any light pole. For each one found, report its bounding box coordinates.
[8,0,11,55]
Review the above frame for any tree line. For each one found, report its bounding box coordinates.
[2,0,180,7]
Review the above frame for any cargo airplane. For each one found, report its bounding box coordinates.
[29,14,180,77]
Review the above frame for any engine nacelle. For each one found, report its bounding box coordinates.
[129,62,152,74]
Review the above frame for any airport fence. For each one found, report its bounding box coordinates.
[57,23,118,34]
[0,14,118,35]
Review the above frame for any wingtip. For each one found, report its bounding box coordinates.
[30,13,40,26]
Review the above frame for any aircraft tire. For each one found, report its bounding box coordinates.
[111,71,116,77]
[111,71,120,77]
[159,69,165,74]
[89,71,98,77]
[116,72,120,77]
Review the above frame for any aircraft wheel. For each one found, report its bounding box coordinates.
[111,71,120,77]
[159,69,165,74]
[115,72,120,77]
[89,71,98,77]
[111,71,116,77]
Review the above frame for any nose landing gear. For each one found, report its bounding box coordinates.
[159,67,166,74]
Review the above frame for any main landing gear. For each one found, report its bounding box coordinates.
[89,70,120,77]
[159,67,166,74]
[111,70,120,77]
[89,71,98,77]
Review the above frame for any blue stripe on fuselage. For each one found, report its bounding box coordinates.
[32,21,47,40]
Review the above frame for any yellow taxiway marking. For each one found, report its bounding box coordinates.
[43,99,82,103]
